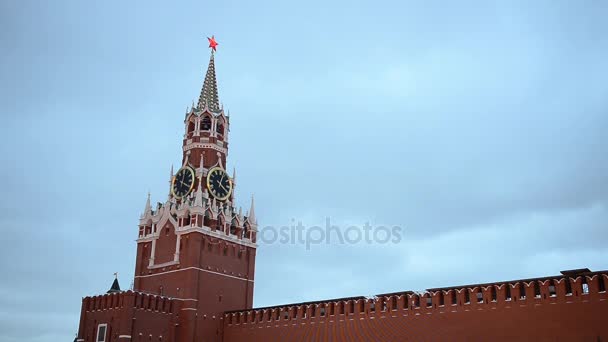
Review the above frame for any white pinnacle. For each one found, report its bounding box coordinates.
[248,194,256,224]
[143,192,151,217]
[194,180,203,207]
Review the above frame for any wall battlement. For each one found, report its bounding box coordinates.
[224,271,607,326]
[83,290,178,314]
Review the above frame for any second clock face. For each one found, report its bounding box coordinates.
[206,167,232,201]
[171,167,195,199]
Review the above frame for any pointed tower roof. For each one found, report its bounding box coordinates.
[107,276,121,294]
[197,52,220,113]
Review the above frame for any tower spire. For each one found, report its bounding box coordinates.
[197,43,220,112]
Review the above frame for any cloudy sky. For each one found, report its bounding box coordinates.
[1,0,608,340]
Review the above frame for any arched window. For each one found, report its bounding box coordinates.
[201,116,212,131]
[187,120,195,136]
[203,210,212,227]
[230,222,238,236]
[217,216,225,232]
[243,223,250,238]
[217,121,225,138]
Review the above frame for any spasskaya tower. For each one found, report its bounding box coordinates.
[76,37,258,342]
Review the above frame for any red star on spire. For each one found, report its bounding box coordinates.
[208,36,218,52]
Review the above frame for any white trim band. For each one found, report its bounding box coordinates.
[135,266,254,283]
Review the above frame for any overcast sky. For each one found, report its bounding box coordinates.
[1,0,608,340]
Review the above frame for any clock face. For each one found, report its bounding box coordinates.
[206,167,232,201]
[171,167,196,199]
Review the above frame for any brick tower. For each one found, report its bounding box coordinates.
[133,46,258,340]
[77,41,258,342]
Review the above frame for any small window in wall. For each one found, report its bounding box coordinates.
[565,278,573,295]
[548,280,556,297]
[582,278,589,294]
[519,283,526,300]
[476,289,483,303]
[96,324,107,342]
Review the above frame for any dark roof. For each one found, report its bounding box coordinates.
[197,53,220,113]
[107,278,121,294]
[560,268,592,275]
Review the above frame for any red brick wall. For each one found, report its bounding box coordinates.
[223,274,608,341]
[77,291,179,341]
